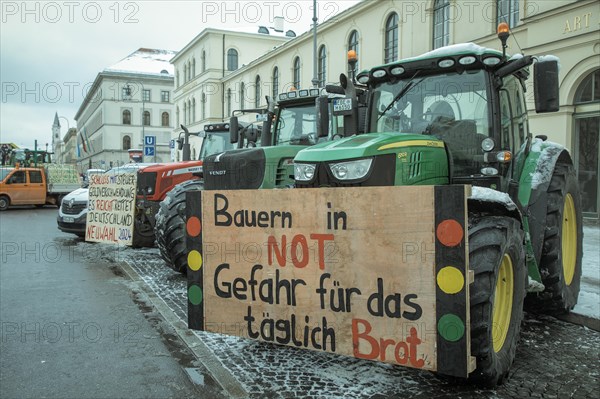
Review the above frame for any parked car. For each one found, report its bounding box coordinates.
[57,187,89,237]
[56,163,157,237]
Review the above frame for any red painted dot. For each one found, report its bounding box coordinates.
[186,216,202,237]
[436,219,463,247]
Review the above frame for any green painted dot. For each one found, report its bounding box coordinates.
[438,314,465,342]
[188,285,203,306]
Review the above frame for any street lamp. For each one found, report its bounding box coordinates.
[124,82,147,163]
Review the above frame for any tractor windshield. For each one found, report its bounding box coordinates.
[199,132,235,160]
[370,69,492,176]
[274,104,319,146]
[370,70,491,137]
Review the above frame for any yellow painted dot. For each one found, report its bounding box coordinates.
[437,266,464,294]
[188,250,203,271]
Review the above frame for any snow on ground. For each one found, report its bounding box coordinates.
[573,223,600,319]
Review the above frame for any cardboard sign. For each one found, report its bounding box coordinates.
[186,186,472,377]
[86,173,137,245]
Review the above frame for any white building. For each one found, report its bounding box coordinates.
[171,24,295,160]
[171,0,599,217]
[74,48,176,171]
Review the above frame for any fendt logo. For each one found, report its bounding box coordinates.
[209,170,226,176]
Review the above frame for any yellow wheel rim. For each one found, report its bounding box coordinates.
[492,254,514,353]
[562,193,577,286]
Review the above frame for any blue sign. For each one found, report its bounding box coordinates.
[144,135,156,146]
[144,146,155,156]
[170,139,175,149]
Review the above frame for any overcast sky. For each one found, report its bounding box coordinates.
[1,0,360,149]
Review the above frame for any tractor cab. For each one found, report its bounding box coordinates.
[296,39,559,193]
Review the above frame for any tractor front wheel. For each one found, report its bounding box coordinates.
[536,163,583,313]
[154,179,203,274]
[469,215,527,386]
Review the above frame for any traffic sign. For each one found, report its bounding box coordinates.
[144,146,155,156]
[144,136,156,146]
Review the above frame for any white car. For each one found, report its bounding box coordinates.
[57,187,89,237]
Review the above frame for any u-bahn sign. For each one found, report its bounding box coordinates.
[186,186,473,377]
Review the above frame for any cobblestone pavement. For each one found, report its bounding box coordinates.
[84,242,600,399]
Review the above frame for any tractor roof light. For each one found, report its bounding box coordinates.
[357,73,369,84]
[497,22,510,58]
[299,89,309,97]
[438,59,455,68]
[391,66,405,76]
[310,88,320,96]
[347,49,358,63]
[279,93,288,101]
[372,69,387,78]
[483,56,501,66]
[459,56,477,65]
[288,91,298,99]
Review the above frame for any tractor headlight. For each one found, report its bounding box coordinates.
[294,163,316,181]
[329,158,373,181]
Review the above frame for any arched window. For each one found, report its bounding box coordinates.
[240,82,245,108]
[272,67,279,98]
[255,75,261,107]
[347,30,359,79]
[143,111,150,126]
[162,112,169,127]
[202,93,206,120]
[227,49,238,71]
[573,69,600,215]
[497,0,519,28]
[122,110,131,125]
[202,50,206,72]
[176,106,179,125]
[227,88,232,117]
[192,98,196,122]
[433,0,450,49]
[293,57,301,89]
[575,69,600,104]
[122,135,131,150]
[192,58,196,78]
[183,103,187,125]
[384,12,399,63]
[183,64,187,83]
[176,71,179,87]
[318,45,327,87]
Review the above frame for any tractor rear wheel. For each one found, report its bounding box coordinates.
[536,163,583,313]
[155,179,203,274]
[469,215,526,386]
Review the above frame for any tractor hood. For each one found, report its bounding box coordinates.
[294,133,444,162]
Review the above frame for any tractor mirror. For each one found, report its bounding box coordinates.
[229,116,239,143]
[176,138,183,150]
[316,96,330,138]
[534,59,559,113]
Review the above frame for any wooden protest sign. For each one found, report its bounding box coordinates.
[86,173,137,245]
[186,186,472,377]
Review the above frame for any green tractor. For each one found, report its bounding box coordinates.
[292,30,583,385]
[157,88,362,274]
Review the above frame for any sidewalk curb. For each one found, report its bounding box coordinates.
[556,312,600,332]
[118,260,249,399]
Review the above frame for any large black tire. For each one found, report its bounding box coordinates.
[0,195,9,211]
[469,215,527,386]
[155,179,203,274]
[536,163,583,313]
[132,211,156,248]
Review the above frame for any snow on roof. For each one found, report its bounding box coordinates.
[104,48,177,77]
[221,25,295,37]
